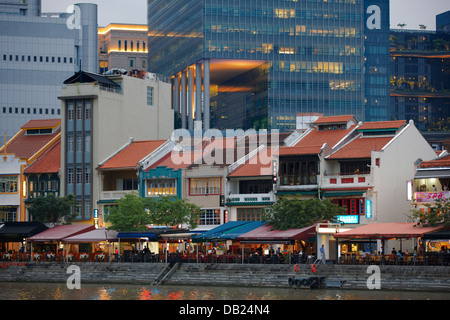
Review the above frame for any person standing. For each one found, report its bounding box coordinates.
[320,244,326,264]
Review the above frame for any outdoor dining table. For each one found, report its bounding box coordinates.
[80,253,88,261]
[95,254,105,262]
[3,254,11,261]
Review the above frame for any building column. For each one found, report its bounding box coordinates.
[203,59,210,130]
[181,70,187,129]
[173,74,180,119]
[195,62,202,126]
[188,66,194,130]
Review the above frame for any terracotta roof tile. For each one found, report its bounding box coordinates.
[327,136,393,159]
[278,145,323,156]
[313,115,356,124]
[419,154,450,168]
[100,140,166,170]
[294,125,356,149]
[21,119,60,129]
[24,139,61,174]
[358,120,406,131]
[228,147,276,177]
[1,128,61,159]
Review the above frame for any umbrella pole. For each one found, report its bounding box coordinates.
[196,243,198,264]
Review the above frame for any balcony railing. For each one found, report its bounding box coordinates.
[279,175,317,186]
[100,190,136,201]
[226,192,276,206]
[322,173,372,189]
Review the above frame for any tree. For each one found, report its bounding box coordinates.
[409,198,450,228]
[265,197,346,230]
[105,193,202,231]
[105,193,151,231]
[145,195,202,230]
[28,193,76,224]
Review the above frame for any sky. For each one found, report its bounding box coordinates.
[42,0,449,31]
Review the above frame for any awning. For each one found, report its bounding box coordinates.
[28,224,96,242]
[117,228,190,241]
[0,222,48,242]
[192,221,249,242]
[237,224,317,244]
[333,222,445,240]
[63,227,119,243]
[414,169,450,179]
[217,221,266,240]
[422,229,450,240]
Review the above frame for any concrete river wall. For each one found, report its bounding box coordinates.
[0,262,449,291]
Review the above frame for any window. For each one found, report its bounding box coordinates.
[147,86,154,106]
[147,179,176,195]
[237,208,265,221]
[199,209,220,225]
[67,136,74,152]
[122,178,138,190]
[76,168,83,184]
[0,176,18,193]
[68,169,73,184]
[85,167,91,184]
[189,178,221,195]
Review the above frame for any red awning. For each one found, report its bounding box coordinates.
[237,224,317,243]
[63,227,119,243]
[28,224,96,242]
[333,222,444,240]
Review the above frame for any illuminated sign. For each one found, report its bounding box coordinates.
[366,199,372,219]
[337,215,359,224]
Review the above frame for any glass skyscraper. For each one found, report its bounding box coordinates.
[148,0,390,131]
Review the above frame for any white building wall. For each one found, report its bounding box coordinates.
[371,120,437,223]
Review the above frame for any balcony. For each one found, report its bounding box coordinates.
[226,192,276,206]
[322,173,372,189]
[100,190,136,202]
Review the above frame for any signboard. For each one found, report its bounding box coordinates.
[366,199,372,219]
[415,191,450,203]
[337,215,359,224]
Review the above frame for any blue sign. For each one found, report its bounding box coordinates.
[337,215,359,224]
[366,199,372,219]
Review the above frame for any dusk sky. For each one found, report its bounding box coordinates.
[42,0,449,31]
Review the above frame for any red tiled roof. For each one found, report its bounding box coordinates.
[419,154,450,168]
[21,119,60,129]
[358,120,406,130]
[148,149,204,170]
[1,128,61,160]
[327,136,393,159]
[313,115,356,124]
[228,147,276,177]
[24,139,61,174]
[100,140,166,170]
[278,145,323,156]
[294,125,356,149]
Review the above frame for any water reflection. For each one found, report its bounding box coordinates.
[0,282,448,300]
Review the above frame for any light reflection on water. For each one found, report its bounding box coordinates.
[0,282,449,300]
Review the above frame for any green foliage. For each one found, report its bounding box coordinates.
[105,193,151,231]
[105,193,201,231]
[265,197,346,230]
[145,195,201,230]
[409,198,450,227]
[28,193,77,224]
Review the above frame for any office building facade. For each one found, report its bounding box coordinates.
[147,0,390,131]
[0,1,98,141]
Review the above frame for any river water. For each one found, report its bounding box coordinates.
[0,282,449,300]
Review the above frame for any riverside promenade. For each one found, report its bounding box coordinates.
[0,262,449,292]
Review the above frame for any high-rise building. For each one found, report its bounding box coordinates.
[0,1,98,141]
[147,0,390,131]
[98,23,148,74]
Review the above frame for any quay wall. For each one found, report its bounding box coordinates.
[0,262,449,292]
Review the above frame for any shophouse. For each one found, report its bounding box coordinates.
[412,151,450,209]
[0,119,61,222]
[96,139,167,227]
[59,70,173,224]
[23,138,61,202]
